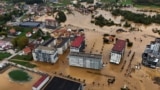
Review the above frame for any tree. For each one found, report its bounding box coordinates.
[0,32,7,37]
[123,21,131,27]
[56,11,67,23]
[127,42,133,47]
[11,38,17,48]
[11,36,29,49]
[17,36,29,49]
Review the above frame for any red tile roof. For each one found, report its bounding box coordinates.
[71,36,84,47]
[33,75,48,88]
[23,47,31,54]
[9,28,16,34]
[112,39,126,52]
[27,43,35,50]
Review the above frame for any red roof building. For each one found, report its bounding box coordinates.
[23,47,32,55]
[9,28,16,34]
[71,36,85,48]
[112,39,126,52]
[110,39,126,64]
[32,75,49,90]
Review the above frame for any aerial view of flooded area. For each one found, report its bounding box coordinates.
[0,0,160,90]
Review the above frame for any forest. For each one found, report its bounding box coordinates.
[133,0,160,6]
[111,9,160,25]
[7,0,44,4]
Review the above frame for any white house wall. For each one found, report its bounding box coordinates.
[110,52,122,64]
[51,51,58,63]
[32,52,37,61]
[70,48,79,52]
[57,48,63,54]
[69,56,102,69]
[69,57,81,66]
[32,76,49,90]
[37,76,49,90]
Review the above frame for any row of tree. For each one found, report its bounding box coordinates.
[92,15,115,27]
[0,10,24,25]
[8,0,43,4]
[80,0,94,4]
[133,0,160,6]
[111,9,160,25]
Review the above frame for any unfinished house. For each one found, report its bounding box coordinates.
[142,38,160,68]
[56,38,70,54]
[45,19,59,29]
[69,52,103,69]
[110,39,126,64]
[70,36,85,52]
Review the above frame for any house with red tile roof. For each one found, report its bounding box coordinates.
[70,36,85,52]
[32,75,50,90]
[9,28,16,35]
[110,39,126,64]
[22,47,32,55]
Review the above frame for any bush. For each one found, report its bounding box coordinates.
[123,21,131,27]
[103,38,109,44]
[127,42,133,47]
[90,20,95,23]
[126,39,130,43]
[111,35,116,37]
[103,33,110,37]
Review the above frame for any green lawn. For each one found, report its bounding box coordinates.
[10,60,36,68]
[101,0,116,3]
[8,70,31,82]
[0,52,11,61]
[120,0,133,4]
[59,0,71,5]
[18,27,33,37]
[12,54,33,61]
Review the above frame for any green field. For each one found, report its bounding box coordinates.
[120,0,133,4]
[8,70,31,82]
[12,54,33,61]
[101,0,116,3]
[101,0,133,4]
[0,52,11,61]
[10,60,36,68]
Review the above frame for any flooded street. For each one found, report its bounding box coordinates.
[25,7,160,90]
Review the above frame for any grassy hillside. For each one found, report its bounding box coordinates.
[133,0,160,6]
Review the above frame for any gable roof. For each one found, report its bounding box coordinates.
[71,36,84,48]
[112,39,126,52]
[23,47,31,54]
[33,75,48,88]
[9,28,16,33]
[44,76,81,90]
